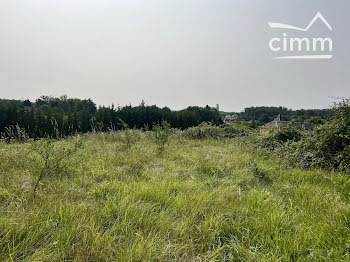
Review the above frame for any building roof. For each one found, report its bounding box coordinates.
[260,114,318,130]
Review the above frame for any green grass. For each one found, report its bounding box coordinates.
[1,133,350,261]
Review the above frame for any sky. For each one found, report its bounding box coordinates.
[0,0,349,112]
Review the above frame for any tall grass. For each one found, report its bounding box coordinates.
[0,133,350,261]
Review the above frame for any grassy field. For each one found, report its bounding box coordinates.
[1,132,350,261]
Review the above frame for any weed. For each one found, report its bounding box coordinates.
[30,137,83,197]
[153,120,171,152]
[0,124,28,143]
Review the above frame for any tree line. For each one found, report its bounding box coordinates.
[0,96,334,138]
[236,106,332,125]
[0,96,222,138]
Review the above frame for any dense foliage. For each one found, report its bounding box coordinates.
[0,96,222,138]
[257,99,350,173]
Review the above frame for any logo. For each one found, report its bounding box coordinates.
[268,12,333,60]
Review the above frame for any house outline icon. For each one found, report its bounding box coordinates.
[268,12,332,32]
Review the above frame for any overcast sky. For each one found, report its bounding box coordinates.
[0,0,349,112]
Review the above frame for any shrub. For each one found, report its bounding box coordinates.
[287,101,350,171]
[30,136,83,197]
[153,121,171,152]
[258,125,302,152]
[183,122,250,140]
[293,99,349,171]
[258,99,350,173]
[119,119,137,149]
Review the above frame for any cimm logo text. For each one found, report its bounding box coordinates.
[268,12,333,60]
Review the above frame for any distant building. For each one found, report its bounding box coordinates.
[222,114,238,124]
[259,114,318,133]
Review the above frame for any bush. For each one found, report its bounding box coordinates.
[31,136,83,197]
[182,122,251,140]
[257,125,302,152]
[119,119,140,149]
[286,100,350,171]
[153,121,171,152]
[258,99,350,173]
